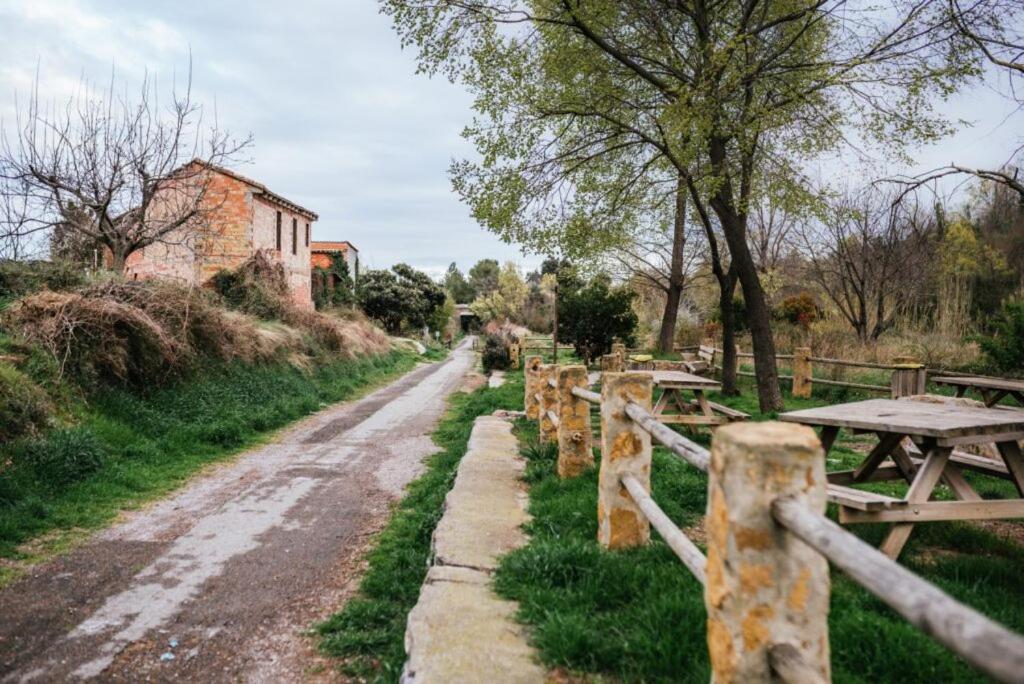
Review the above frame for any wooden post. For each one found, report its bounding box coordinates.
[538,364,558,443]
[792,347,812,399]
[598,372,653,549]
[524,355,542,420]
[705,422,830,683]
[509,342,520,370]
[557,365,594,477]
[891,357,926,399]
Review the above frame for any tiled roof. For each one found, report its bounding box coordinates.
[310,241,358,253]
[186,159,319,220]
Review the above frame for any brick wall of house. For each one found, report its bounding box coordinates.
[251,197,313,309]
[124,167,314,310]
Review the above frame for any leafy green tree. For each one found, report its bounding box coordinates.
[559,276,637,365]
[442,262,476,303]
[470,261,528,323]
[468,259,500,298]
[382,0,987,411]
[357,263,446,335]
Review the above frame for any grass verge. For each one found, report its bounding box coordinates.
[0,348,421,585]
[314,374,522,682]
[495,380,1024,683]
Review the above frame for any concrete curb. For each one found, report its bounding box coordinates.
[401,415,544,684]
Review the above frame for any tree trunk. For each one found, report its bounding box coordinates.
[657,180,687,354]
[109,245,128,274]
[729,236,783,412]
[717,272,739,395]
[707,155,783,411]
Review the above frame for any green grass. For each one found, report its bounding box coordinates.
[0,349,421,577]
[314,376,523,682]
[495,375,1024,683]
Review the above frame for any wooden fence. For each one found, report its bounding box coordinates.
[522,357,1024,682]
[698,345,928,398]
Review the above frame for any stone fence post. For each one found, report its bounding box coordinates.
[538,364,559,444]
[891,356,926,398]
[705,422,830,683]
[524,355,542,420]
[598,372,652,549]
[509,342,520,370]
[601,353,623,373]
[612,342,627,369]
[792,347,812,399]
[556,365,594,478]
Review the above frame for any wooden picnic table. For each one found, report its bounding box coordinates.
[780,398,1024,559]
[586,369,748,426]
[933,376,1024,407]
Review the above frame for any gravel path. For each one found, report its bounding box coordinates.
[0,338,477,683]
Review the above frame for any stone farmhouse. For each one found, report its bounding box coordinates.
[124,161,319,309]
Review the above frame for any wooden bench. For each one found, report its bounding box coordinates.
[685,399,748,421]
[827,484,906,511]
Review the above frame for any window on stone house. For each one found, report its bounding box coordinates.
[305,223,310,247]
[276,211,282,251]
[292,218,297,255]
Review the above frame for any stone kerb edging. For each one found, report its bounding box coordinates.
[401,416,544,684]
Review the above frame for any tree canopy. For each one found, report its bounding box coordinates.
[357,263,446,334]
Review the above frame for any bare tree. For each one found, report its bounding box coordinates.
[801,190,934,342]
[0,66,250,270]
[749,201,796,275]
[608,177,707,353]
[892,0,1024,199]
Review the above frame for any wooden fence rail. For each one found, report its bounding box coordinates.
[707,345,927,399]
[522,356,1024,682]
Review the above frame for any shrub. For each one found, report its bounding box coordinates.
[0,364,51,442]
[0,260,86,301]
[558,276,637,364]
[975,298,1024,374]
[776,293,819,328]
[210,249,291,320]
[481,333,511,372]
[18,427,106,488]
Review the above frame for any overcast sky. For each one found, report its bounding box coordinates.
[0,0,1019,279]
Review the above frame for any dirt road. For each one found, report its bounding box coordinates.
[0,339,477,682]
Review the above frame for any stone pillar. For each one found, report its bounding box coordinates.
[792,347,812,399]
[557,365,594,478]
[891,357,926,399]
[509,343,520,370]
[600,354,623,373]
[705,422,830,684]
[538,364,558,444]
[524,355,542,420]
[611,342,627,369]
[598,372,652,549]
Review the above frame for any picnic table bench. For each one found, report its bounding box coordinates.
[589,370,748,427]
[780,398,1024,559]
[934,376,1024,407]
